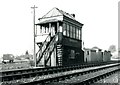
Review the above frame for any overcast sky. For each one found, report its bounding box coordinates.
[0,0,119,57]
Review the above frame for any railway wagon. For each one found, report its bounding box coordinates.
[2,54,14,63]
[84,47,112,62]
[35,7,84,67]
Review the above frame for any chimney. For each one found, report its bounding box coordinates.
[71,14,75,18]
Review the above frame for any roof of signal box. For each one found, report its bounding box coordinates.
[36,7,83,25]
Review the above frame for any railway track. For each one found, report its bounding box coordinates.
[1,62,120,85]
[55,64,120,85]
[1,61,118,82]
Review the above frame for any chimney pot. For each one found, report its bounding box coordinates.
[71,14,75,18]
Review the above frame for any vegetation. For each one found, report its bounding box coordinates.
[108,45,116,53]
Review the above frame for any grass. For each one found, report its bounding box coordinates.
[0,61,32,71]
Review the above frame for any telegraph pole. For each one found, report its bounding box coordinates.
[31,5,38,67]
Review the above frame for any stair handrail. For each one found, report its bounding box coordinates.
[45,33,58,55]
[41,33,51,52]
[44,33,58,64]
[36,33,51,59]
[37,33,58,65]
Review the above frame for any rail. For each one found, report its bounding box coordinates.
[22,63,120,85]
[2,62,120,85]
[1,61,119,82]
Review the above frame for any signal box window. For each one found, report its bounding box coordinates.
[73,26,75,39]
[63,23,67,36]
[67,24,70,37]
[76,28,79,39]
[78,29,81,40]
[70,25,72,38]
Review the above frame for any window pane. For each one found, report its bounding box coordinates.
[59,26,62,32]
[40,26,42,33]
[46,26,49,33]
[45,27,46,33]
[73,26,75,38]
[70,25,72,38]
[67,24,69,37]
[63,23,67,36]
[76,28,79,39]
[78,29,81,40]
[51,24,55,37]
[76,27,77,39]
[87,51,89,55]
[42,26,45,33]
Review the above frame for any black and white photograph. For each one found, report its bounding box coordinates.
[0,0,119,85]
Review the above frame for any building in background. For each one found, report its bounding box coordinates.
[84,48,96,62]
[103,50,112,61]
[84,47,112,62]
[92,47,103,62]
